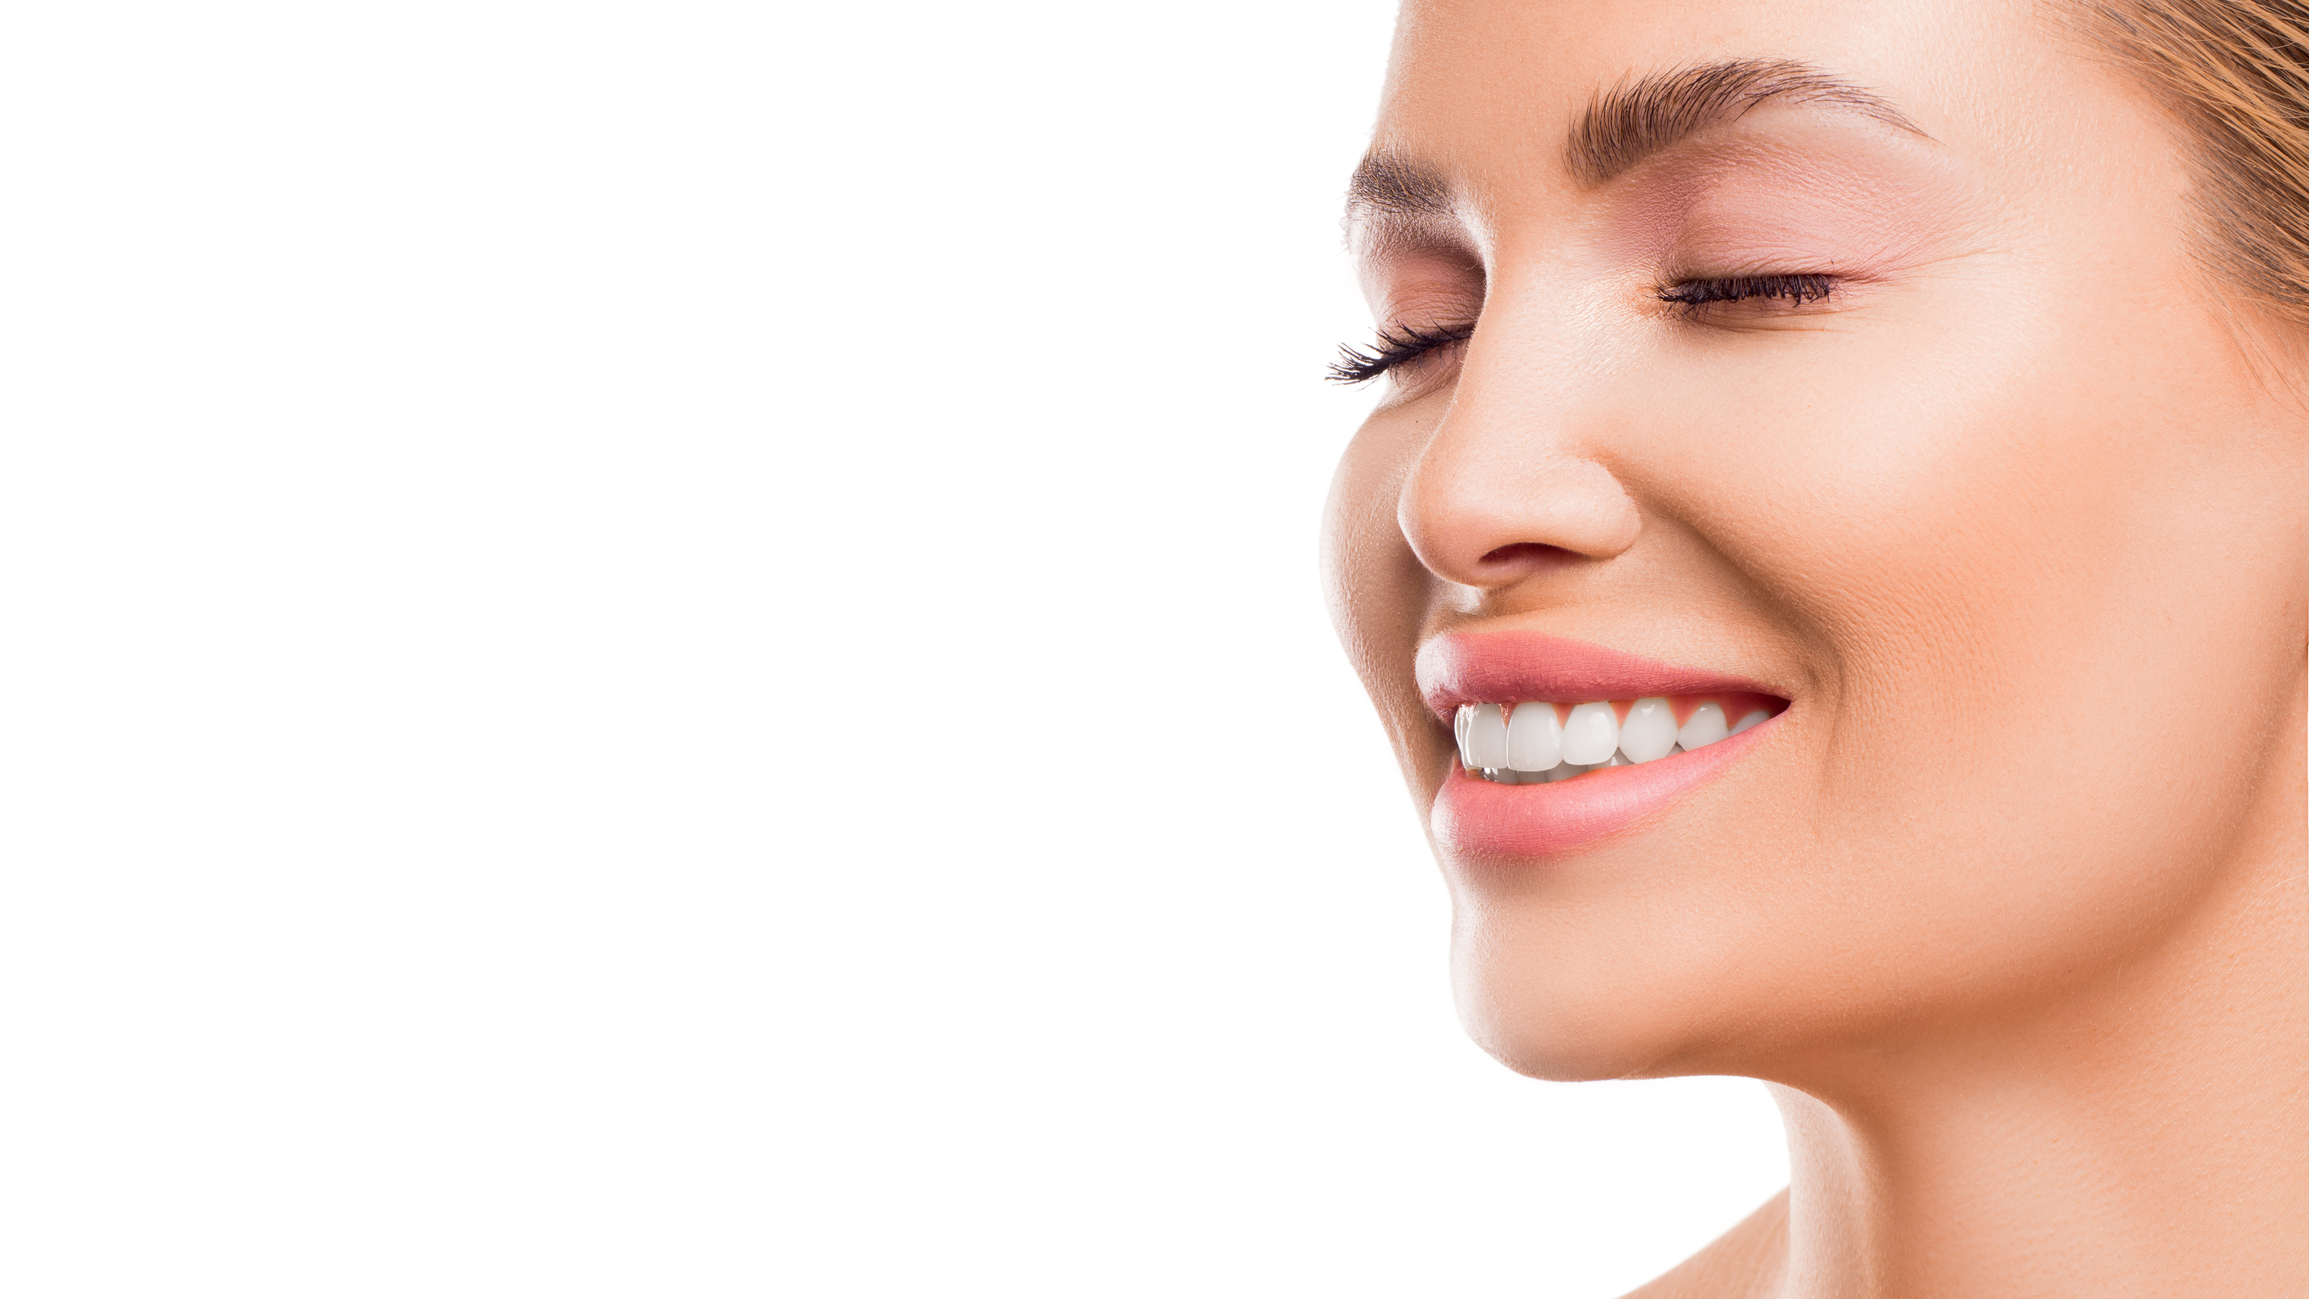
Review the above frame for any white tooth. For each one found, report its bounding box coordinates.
[1677,702,1729,750]
[1466,703,1511,770]
[1506,701,1563,772]
[1618,697,1677,763]
[1544,761,1590,782]
[1455,705,1476,769]
[1730,708,1770,736]
[1560,701,1619,766]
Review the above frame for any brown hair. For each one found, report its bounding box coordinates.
[2075,2,2309,324]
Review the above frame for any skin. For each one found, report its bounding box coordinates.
[1322,2,2309,1295]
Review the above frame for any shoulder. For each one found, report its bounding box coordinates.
[1619,1189,1788,1299]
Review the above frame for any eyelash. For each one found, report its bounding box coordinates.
[1327,274,1837,385]
[1655,272,1835,310]
[1326,322,1474,385]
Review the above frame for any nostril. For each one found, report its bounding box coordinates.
[1479,542,1571,566]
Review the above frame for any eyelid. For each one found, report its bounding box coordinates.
[1329,269,1839,386]
[1327,321,1475,385]
[1656,272,1836,307]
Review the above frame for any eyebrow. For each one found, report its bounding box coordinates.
[1345,57,1928,222]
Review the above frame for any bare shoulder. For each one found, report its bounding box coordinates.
[1619,1190,1789,1299]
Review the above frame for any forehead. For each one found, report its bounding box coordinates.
[1370,0,2068,203]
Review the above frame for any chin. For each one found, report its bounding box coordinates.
[1449,937,1748,1083]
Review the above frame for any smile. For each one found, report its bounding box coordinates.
[1419,632,1791,858]
[1454,696,1779,784]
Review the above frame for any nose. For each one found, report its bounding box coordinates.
[1396,330,1643,591]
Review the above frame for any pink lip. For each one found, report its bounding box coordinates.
[1418,632,1787,860]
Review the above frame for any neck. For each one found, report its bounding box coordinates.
[1769,710,2309,1299]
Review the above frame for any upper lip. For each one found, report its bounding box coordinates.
[1416,631,1784,723]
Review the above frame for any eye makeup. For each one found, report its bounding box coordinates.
[1605,122,1976,304]
[1328,268,1847,383]
[1334,113,1974,385]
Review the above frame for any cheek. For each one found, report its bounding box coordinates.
[1627,271,2230,743]
[1329,408,1413,655]
[1321,406,1434,706]
[1552,281,2300,1032]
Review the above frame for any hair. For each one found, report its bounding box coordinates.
[2073,1,2309,326]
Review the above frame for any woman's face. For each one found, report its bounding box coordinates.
[1325,0,2307,1083]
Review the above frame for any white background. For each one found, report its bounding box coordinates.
[0,3,1785,1294]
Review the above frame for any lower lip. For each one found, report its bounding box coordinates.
[1430,718,1777,860]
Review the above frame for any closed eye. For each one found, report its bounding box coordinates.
[1326,321,1476,385]
[1657,273,1835,310]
